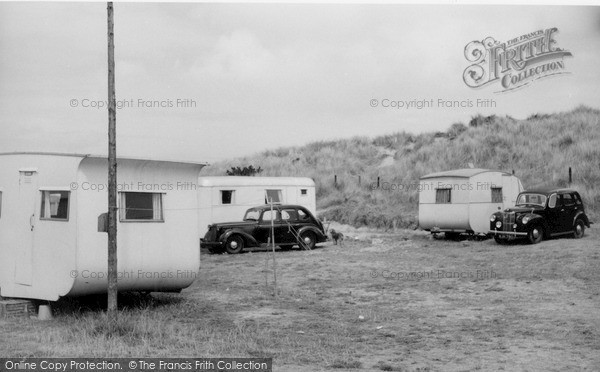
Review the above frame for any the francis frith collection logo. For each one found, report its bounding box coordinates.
[463,27,572,92]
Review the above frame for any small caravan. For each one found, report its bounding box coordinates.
[418,168,523,235]
[198,176,316,235]
[0,152,206,301]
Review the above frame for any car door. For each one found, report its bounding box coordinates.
[545,193,562,233]
[280,208,300,243]
[557,193,576,233]
[573,192,585,216]
[256,209,279,244]
[258,209,293,245]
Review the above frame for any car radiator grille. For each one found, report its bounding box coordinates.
[502,213,515,231]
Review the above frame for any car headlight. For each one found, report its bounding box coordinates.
[490,215,497,222]
[495,221,502,229]
[522,215,530,224]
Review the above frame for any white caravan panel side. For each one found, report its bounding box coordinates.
[0,154,80,301]
[197,177,316,236]
[418,177,471,231]
[70,158,202,296]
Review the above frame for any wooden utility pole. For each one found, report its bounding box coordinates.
[270,200,277,299]
[107,1,118,327]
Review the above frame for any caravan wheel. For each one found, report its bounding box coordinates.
[445,232,461,240]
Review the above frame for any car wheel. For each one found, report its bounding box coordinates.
[225,235,244,254]
[299,231,316,250]
[527,225,544,244]
[573,219,585,239]
[493,236,507,245]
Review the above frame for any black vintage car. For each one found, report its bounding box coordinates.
[201,204,328,254]
[489,188,591,244]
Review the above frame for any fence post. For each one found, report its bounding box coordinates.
[334,174,337,187]
[568,167,572,185]
[377,177,380,188]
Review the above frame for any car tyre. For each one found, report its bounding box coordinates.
[493,236,507,245]
[225,235,244,254]
[573,219,585,239]
[527,225,544,244]
[299,231,316,250]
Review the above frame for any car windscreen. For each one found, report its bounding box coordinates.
[243,209,261,221]
[516,193,547,207]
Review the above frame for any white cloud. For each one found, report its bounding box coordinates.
[1,3,599,160]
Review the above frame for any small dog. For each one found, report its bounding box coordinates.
[330,229,344,247]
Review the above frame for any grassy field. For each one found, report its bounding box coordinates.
[2,226,599,371]
[201,105,600,229]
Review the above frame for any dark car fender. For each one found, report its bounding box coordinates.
[573,212,591,228]
[524,214,546,230]
[219,229,259,248]
[297,225,327,241]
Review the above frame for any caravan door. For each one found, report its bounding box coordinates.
[15,168,38,285]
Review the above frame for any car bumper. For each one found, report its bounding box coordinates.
[200,239,225,249]
[488,230,528,237]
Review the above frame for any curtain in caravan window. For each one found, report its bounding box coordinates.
[120,192,163,221]
[221,190,234,204]
[435,189,451,204]
[152,193,163,220]
[49,193,61,215]
[41,191,70,220]
[43,192,53,217]
[265,189,282,204]
[491,187,503,203]
[119,193,127,221]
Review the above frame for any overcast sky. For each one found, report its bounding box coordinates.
[1,3,599,163]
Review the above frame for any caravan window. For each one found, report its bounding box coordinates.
[120,192,163,222]
[221,190,235,205]
[435,188,451,204]
[265,189,282,204]
[300,189,308,196]
[40,191,70,221]
[491,187,503,203]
